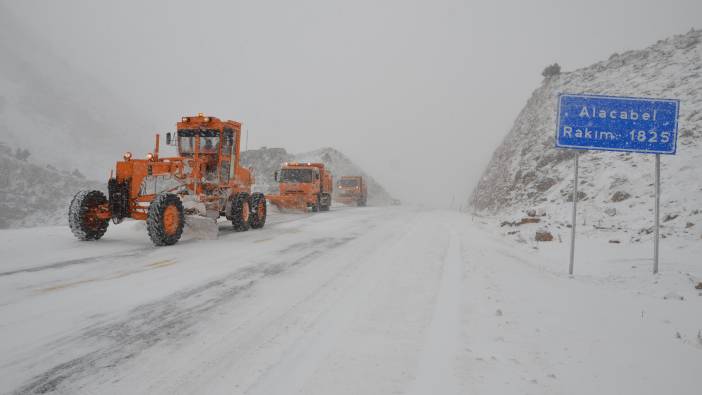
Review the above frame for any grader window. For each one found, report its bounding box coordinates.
[200,136,219,154]
[177,129,220,155]
[222,128,234,154]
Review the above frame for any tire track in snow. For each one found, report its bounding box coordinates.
[11,235,359,394]
[408,230,463,395]
[0,248,150,277]
[145,209,421,395]
[243,221,422,395]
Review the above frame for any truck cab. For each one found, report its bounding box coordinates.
[271,162,333,211]
[335,176,367,206]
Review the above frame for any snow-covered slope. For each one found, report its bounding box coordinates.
[469,29,702,241]
[241,147,294,193]
[0,5,152,180]
[0,143,102,228]
[242,147,394,205]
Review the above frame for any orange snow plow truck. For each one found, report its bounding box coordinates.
[266,162,333,212]
[68,114,266,246]
[334,176,367,206]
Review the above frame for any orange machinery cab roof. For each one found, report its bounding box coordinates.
[282,162,326,170]
[176,114,241,130]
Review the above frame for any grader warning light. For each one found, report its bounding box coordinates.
[69,114,266,246]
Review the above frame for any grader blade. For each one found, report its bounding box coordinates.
[183,215,219,240]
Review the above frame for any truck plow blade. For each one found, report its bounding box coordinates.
[265,195,308,211]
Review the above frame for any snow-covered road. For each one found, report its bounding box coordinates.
[1,206,700,394]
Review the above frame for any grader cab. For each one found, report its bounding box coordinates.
[68,114,267,246]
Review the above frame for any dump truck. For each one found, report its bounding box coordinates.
[68,113,266,246]
[334,176,367,206]
[266,162,333,212]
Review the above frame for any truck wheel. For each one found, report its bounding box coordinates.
[229,193,251,231]
[69,190,109,241]
[249,192,267,229]
[320,193,331,211]
[146,193,185,246]
[358,199,366,207]
[311,195,320,212]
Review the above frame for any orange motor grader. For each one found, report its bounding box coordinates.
[266,162,333,212]
[68,114,266,246]
[334,176,367,206]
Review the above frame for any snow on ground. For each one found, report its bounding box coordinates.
[0,206,700,394]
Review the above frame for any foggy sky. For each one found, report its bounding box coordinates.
[5,0,702,207]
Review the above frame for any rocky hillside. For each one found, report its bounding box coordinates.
[0,5,152,180]
[469,29,702,241]
[241,147,293,194]
[242,147,393,205]
[0,142,102,228]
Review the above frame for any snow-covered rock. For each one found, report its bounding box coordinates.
[240,147,293,194]
[0,142,102,228]
[469,29,702,242]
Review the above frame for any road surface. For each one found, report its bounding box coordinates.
[1,206,700,394]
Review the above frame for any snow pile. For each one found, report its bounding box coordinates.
[0,142,102,228]
[469,29,702,243]
[242,146,394,205]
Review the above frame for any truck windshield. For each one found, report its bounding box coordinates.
[280,168,315,183]
[339,179,358,187]
[178,129,220,154]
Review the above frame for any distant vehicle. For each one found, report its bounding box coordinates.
[334,176,367,206]
[391,198,401,206]
[267,162,333,212]
[68,114,266,246]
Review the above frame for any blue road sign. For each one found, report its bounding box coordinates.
[556,94,679,154]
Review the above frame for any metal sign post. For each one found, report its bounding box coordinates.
[569,152,579,275]
[653,154,660,274]
[556,94,679,275]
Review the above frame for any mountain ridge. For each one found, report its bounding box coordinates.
[468,29,702,241]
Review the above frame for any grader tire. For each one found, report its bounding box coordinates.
[249,192,267,229]
[230,193,251,232]
[68,190,109,241]
[146,193,185,246]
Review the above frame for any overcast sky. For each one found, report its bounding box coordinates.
[5,0,702,206]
